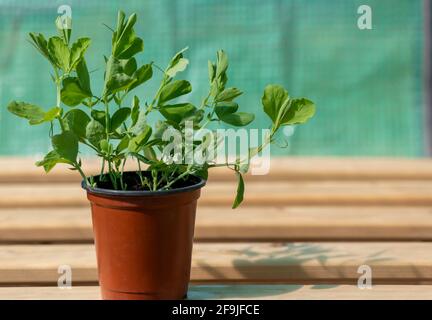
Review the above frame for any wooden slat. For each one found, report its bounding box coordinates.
[1,242,432,285]
[3,157,432,183]
[2,206,432,242]
[0,285,431,300]
[1,180,432,208]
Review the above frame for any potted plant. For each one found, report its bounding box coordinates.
[7,11,315,300]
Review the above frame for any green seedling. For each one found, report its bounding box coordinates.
[7,11,315,208]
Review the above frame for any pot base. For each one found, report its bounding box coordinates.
[101,288,188,300]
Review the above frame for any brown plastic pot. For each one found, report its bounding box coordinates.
[82,173,206,300]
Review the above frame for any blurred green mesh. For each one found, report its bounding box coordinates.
[0,0,425,156]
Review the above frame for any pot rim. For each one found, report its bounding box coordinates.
[82,171,206,197]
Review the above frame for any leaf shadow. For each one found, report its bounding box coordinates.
[192,242,392,299]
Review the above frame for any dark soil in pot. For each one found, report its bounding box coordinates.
[91,171,203,192]
[82,171,206,300]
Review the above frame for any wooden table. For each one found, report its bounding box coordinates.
[1,157,432,300]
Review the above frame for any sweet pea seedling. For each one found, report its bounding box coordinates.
[7,11,316,208]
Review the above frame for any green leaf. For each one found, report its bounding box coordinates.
[106,57,135,78]
[154,120,169,140]
[279,98,316,125]
[128,126,152,153]
[7,101,44,121]
[76,59,92,95]
[51,131,78,162]
[215,102,238,118]
[28,33,54,63]
[210,81,219,98]
[208,60,216,83]
[115,11,126,36]
[35,150,72,173]
[64,109,91,139]
[61,77,92,107]
[216,50,228,78]
[99,139,113,154]
[217,87,242,102]
[158,80,192,104]
[103,56,138,95]
[128,64,153,92]
[115,13,138,51]
[111,107,131,131]
[121,58,138,76]
[91,109,107,127]
[131,96,140,125]
[86,119,105,147]
[118,37,144,60]
[116,136,130,153]
[8,101,45,125]
[167,58,188,78]
[8,101,61,125]
[48,36,70,71]
[232,172,244,209]
[43,107,61,122]
[166,47,189,78]
[143,146,158,162]
[261,84,289,124]
[159,103,196,123]
[69,37,91,71]
[106,73,136,94]
[130,110,147,135]
[219,112,255,127]
[55,16,72,44]
[181,109,204,125]
[214,102,254,126]
[112,13,144,59]
[208,50,229,96]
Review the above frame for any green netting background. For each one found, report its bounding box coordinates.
[0,0,425,156]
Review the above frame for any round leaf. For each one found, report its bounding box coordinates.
[216,87,242,102]
[279,98,316,125]
[219,112,255,127]
[61,77,92,107]
[111,107,131,131]
[158,80,192,104]
[261,84,289,123]
[35,150,72,173]
[51,131,78,162]
[215,102,238,118]
[86,119,105,147]
[64,109,91,139]
[159,103,196,123]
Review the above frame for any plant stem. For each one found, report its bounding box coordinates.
[159,168,193,190]
[54,69,66,132]
[152,169,158,191]
[100,158,106,180]
[103,99,118,189]
[119,158,127,190]
[82,141,100,153]
[109,164,118,189]
[104,100,110,142]
[74,163,88,185]
[137,158,145,185]
[199,92,211,110]
[145,75,167,115]
[116,93,130,133]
